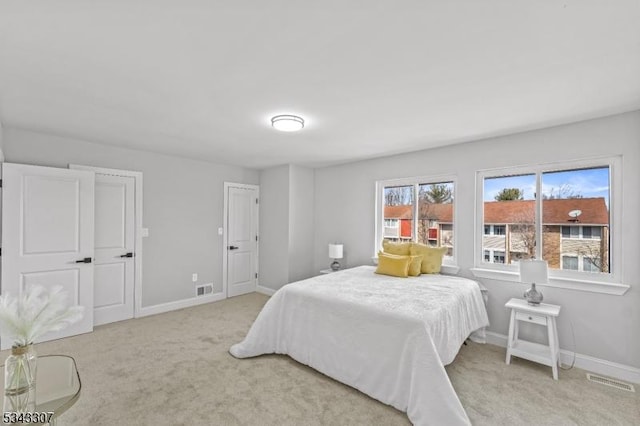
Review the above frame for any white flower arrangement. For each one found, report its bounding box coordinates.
[0,285,84,347]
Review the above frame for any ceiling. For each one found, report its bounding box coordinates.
[1,1,639,169]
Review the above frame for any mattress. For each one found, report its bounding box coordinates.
[230,265,489,425]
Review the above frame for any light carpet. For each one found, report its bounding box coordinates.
[2,293,638,425]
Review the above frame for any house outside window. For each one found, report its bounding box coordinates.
[476,158,620,284]
[377,176,456,263]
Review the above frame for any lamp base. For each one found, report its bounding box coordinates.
[330,260,341,271]
[524,283,543,305]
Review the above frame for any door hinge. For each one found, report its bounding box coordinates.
[255,198,259,204]
[0,179,3,188]
[255,272,258,279]
[255,235,258,242]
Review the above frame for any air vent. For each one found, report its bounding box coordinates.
[196,283,213,297]
[586,373,635,392]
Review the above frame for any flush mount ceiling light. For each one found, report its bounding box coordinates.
[271,114,305,132]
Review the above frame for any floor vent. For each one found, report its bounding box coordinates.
[586,373,635,392]
[196,283,213,296]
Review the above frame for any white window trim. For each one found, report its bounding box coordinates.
[375,174,459,274]
[472,155,629,295]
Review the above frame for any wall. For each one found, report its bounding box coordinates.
[1,127,259,307]
[258,165,290,290]
[288,165,315,282]
[258,164,315,290]
[313,111,640,370]
[0,120,4,162]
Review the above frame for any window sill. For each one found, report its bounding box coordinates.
[469,268,630,295]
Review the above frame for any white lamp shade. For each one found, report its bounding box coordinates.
[519,260,548,284]
[328,243,343,259]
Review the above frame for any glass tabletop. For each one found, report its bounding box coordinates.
[1,355,81,423]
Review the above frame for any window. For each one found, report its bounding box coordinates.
[483,249,505,264]
[382,185,413,241]
[484,225,506,235]
[377,176,456,263]
[562,254,601,272]
[482,173,536,265]
[477,157,619,283]
[561,226,602,240]
[584,257,600,273]
[562,255,578,270]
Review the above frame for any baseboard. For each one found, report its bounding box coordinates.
[136,292,226,318]
[256,285,276,296]
[485,331,640,384]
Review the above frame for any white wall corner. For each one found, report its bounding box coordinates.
[256,285,276,296]
[485,331,640,384]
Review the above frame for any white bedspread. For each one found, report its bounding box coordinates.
[230,266,489,426]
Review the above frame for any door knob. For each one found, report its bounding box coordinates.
[228,246,239,250]
[75,257,92,264]
[119,252,134,258]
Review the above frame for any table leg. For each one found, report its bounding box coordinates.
[547,317,558,380]
[506,309,516,364]
[552,317,561,367]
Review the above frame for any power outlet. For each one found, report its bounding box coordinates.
[192,273,198,283]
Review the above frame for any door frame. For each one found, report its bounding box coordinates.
[69,165,144,318]
[223,182,259,298]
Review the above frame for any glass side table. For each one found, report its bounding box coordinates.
[1,355,81,425]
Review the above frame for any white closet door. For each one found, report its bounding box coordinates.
[1,163,95,349]
[93,173,135,325]
[226,185,258,297]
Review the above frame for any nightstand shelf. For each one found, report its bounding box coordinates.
[505,298,561,380]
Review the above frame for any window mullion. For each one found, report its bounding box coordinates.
[535,172,543,259]
[413,183,419,242]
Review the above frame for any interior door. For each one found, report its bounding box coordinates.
[93,173,135,326]
[1,163,95,349]
[226,185,258,297]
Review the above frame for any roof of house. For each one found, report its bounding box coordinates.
[384,197,609,225]
[384,203,454,222]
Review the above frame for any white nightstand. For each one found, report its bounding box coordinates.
[505,298,561,380]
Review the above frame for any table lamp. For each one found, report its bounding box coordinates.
[329,243,343,271]
[520,259,548,305]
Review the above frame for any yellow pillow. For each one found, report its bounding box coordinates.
[382,240,411,256]
[375,252,410,278]
[378,251,422,276]
[409,243,447,274]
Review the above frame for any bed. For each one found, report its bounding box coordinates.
[229,266,489,426]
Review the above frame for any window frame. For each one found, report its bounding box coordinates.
[472,156,626,294]
[375,174,458,273]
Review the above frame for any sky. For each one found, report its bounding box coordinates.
[483,166,610,205]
